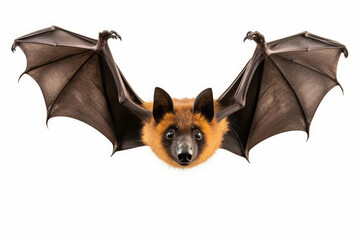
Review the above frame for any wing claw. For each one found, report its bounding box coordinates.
[11,42,17,52]
[99,30,122,42]
[243,31,266,45]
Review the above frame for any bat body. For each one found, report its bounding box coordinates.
[142,95,229,168]
[12,26,347,168]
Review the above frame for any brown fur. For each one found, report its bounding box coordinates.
[142,99,228,168]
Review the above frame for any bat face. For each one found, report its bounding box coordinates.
[162,121,204,166]
[141,88,229,168]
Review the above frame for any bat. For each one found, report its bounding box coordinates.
[12,26,348,168]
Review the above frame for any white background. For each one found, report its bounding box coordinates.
[0,0,359,239]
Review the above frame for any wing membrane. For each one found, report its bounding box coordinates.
[218,31,347,159]
[13,26,150,153]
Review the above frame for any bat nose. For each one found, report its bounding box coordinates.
[176,144,193,166]
[177,152,192,163]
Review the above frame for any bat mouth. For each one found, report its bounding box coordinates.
[177,161,193,166]
[178,163,191,167]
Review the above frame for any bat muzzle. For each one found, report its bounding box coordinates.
[175,140,196,166]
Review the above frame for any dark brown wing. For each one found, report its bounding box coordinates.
[217,31,348,159]
[12,26,151,154]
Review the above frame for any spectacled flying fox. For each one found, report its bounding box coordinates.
[12,26,347,168]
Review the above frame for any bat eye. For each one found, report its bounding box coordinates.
[194,130,202,140]
[165,129,175,140]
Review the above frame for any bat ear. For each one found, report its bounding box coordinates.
[153,87,174,123]
[193,88,214,122]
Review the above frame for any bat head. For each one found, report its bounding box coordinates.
[142,87,228,168]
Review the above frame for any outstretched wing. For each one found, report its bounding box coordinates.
[12,26,151,153]
[217,31,348,159]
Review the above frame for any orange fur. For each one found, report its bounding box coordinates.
[142,99,228,168]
